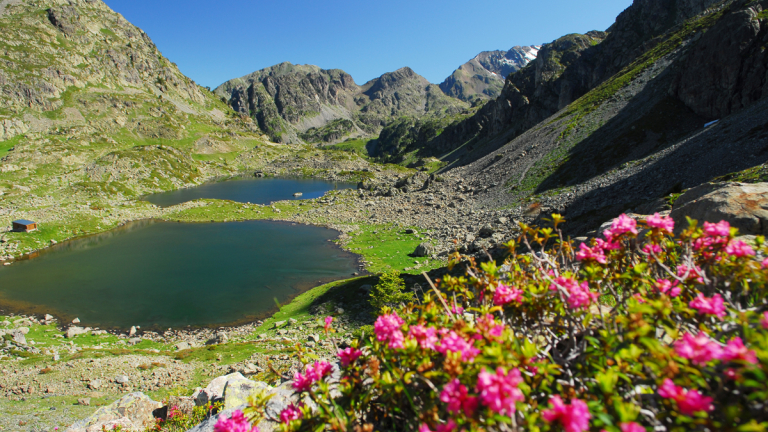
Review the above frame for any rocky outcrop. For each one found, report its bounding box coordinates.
[671,2,768,119]
[0,118,28,140]
[215,63,467,144]
[670,182,768,235]
[66,392,162,432]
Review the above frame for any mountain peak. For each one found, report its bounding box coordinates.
[440,45,542,102]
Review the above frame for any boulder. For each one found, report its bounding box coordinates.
[66,392,161,432]
[670,182,768,235]
[478,224,496,237]
[413,242,433,257]
[10,329,26,345]
[205,332,228,345]
[65,326,87,338]
[222,374,269,410]
[174,342,191,351]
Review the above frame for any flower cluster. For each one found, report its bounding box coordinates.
[214,411,258,432]
[276,214,767,432]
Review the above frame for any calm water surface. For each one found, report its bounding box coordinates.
[0,220,359,329]
[144,177,355,207]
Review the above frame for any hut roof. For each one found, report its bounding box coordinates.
[12,219,36,226]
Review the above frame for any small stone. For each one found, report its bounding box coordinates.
[129,326,137,337]
[72,318,80,324]
[77,398,91,406]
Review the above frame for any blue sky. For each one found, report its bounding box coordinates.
[102,0,633,89]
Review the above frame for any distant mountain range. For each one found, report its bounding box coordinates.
[213,46,541,144]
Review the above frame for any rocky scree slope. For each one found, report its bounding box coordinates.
[214,62,468,144]
[439,45,541,102]
[448,0,768,234]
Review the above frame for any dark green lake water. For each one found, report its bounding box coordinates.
[143,177,355,207]
[0,220,359,329]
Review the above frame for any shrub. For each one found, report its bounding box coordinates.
[254,213,768,432]
[369,271,415,313]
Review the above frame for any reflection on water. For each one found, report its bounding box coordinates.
[144,176,355,207]
[0,220,360,329]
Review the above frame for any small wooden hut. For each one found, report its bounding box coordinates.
[12,219,37,232]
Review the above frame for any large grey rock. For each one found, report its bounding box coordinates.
[670,182,768,235]
[413,242,433,257]
[66,326,87,338]
[66,392,161,432]
[186,405,247,432]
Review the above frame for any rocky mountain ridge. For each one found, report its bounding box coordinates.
[214,62,467,144]
[439,45,541,101]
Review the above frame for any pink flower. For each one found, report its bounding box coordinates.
[762,311,768,329]
[419,424,432,432]
[476,367,524,416]
[606,214,638,238]
[576,243,607,264]
[440,379,478,414]
[541,396,591,432]
[674,332,723,365]
[324,316,333,331]
[374,313,405,349]
[407,325,438,350]
[451,304,464,314]
[689,293,726,318]
[620,422,646,432]
[279,403,303,424]
[595,238,622,251]
[646,213,674,233]
[725,240,755,257]
[763,257,768,269]
[724,368,739,380]
[214,410,259,432]
[655,279,681,297]
[703,221,731,237]
[493,284,523,306]
[419,420,458,432]
[550,277,598,309]
[642,244,662,255]
[676,264,704,284]
[721,337,757,364]
[632,293,646,303]
[657,379,714,415]
[436,331,480,362]
[337,347,363,366]
[477,314,505,339]
[292,361,333,392]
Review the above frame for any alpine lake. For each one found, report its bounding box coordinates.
[0,177,359,329]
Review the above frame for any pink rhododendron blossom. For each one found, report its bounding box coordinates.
[420,420,458,432]
[374,313,405,349]
[721,337,758,364]
[324,316,333,331]
[407,325,438,350]
[595,238,622,251]
[655,279,681,297]
[689,293,726,318]
[541,396,591,432]
[337,347,363,366]
[703,221,731,237]
[279,403,303,424]
[436,331,480,362]
[763,257,768,269]
[724,368,739,380]
[657,379,714,415]
[674,332,723,365]
[440,379,478,414]
[620,422,646,432]
[677,264,704,284]
[642,244,662,255]
[477,314,505,339]
[419,424,432,432]
[214,410,259,432]
[632,293,646,303]
[605,214,639,238]
[725,240,755,257]
[493,284,523,306]
[451,305,464,314]
[292,361,332,392]
[646,213,674,233]
[476,367,524,416]
[576,243,607,264]
[549,277,598,309]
